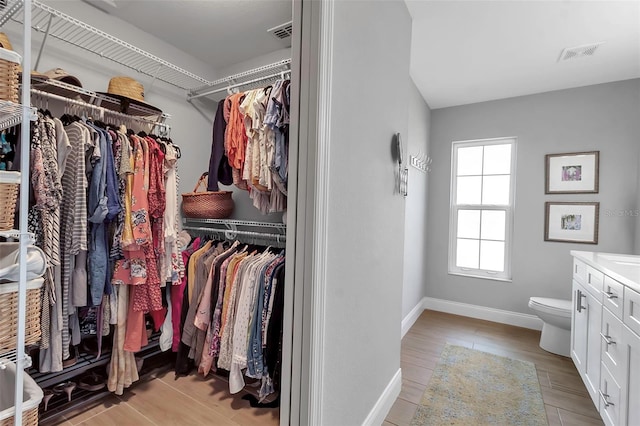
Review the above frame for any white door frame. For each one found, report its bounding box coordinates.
[283,0,334,424]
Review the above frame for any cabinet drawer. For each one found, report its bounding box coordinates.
[599,362,622,426]
[603,276,624,320]
[585,265,604,300]
[601,307,625,382]
[624,286,640,336]
[573,258,587,285]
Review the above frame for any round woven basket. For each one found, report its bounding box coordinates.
[182,173,234,219]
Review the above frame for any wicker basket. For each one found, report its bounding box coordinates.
[0,46,21,104]
[182,172,234,219]
[0,171,20,231]
[0,278,44,353]
[0,359,43,426]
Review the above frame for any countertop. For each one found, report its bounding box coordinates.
[571,250,640,293]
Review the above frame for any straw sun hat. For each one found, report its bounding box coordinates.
[98,76,162,114]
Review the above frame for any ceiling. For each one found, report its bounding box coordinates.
[406,0,640,109]
[82,0,292,74]
[80,1,638,109]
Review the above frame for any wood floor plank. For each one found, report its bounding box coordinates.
[399,363,433,386]
[120,375,240,425]
[557,408,605,426]
[63,395,121,425]
[75,403,156,426]
[545,405,562,426]
[385,398,418,426]
[398,378,427,405]
[540,379,600,419]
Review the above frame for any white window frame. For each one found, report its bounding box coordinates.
[448,137,517,281]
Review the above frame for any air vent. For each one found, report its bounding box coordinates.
[0,0,7,9]
[268,21,293,40]
[558,42,604,62]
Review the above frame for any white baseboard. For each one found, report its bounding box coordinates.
[423,297,543,330]
[402,297,428,337]
[362,368,402,426]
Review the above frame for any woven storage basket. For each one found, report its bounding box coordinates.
[0,46,21,104]
[0,278,44,353]
[0,359,43,426]
[0,171,20,231]
[182,172,234,219]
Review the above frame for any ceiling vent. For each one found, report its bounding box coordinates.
[0,1,7,9]
[268,21,293,41]
[558,42,604,62]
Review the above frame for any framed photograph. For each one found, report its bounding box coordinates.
[544,202,599,244]
[545,151,599,194]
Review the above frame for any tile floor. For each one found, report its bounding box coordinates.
[384,310,604,426]
[42,368,279,425]
[42,309,602,425]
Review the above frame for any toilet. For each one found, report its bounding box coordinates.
[528,297,572,357]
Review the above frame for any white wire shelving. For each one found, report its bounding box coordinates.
[182,218,287,247]
[188,59,292,101]
[0,99,35,130]
[2,0,211,90]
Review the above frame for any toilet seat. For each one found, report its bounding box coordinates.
[528,297,571,318]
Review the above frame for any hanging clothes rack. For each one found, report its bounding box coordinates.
[187,59,291,101]
[30,88,171,133]
[182,218,287,248]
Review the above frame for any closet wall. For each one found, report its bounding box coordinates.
[401,78,431,327]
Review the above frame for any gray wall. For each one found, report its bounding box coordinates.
[321,0,411,423]
[636,151,640,255]
[402,79,431,318]
[427,79,640,313]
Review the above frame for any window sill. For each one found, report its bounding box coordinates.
[448,271,512,283]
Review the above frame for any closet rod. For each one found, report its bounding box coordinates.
[183,226,287,246]
[31,88,170,131]
[187,70,291,101]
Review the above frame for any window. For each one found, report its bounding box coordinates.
[449,138,516,281]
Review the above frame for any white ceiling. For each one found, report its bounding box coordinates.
[406,0,640,109]
[84,0,292,74]
[82,1,638,108]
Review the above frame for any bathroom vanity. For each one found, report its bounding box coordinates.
[570,251,640,426]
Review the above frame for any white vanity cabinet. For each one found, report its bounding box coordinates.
[570,251,640,426]
[571,264,602,403]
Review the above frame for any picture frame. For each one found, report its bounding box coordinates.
[545,151,599,194]
[544,202,599,244]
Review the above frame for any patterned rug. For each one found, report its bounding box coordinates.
[411,344,548,426]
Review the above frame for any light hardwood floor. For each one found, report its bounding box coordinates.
[41,368,279,425]
[384,310,604,426]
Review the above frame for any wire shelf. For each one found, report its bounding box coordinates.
[0,100,30,131]
[183,218,286,231]
[8,0,211,90]
[188,59,291,100]
[182,218,287,247]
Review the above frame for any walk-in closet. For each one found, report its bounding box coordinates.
[0,1,297,425]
